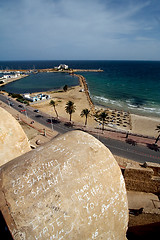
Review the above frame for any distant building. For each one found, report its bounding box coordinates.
[0,73,21,81]
[23,93,50,102]
[2,73,20,79]
[56,64,69,70]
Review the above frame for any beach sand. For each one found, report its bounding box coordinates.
[31,85,160,138]
[130,114,160,138]
[1,72,159,139]
[31,86,97,127]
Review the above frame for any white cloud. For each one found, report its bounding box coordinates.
[0,0,160,60]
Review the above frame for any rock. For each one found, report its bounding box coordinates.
[0,130,128,239]
[0,107,31,166]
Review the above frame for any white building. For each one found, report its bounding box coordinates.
[23,93,50,102]
[57,64,69,70]
[1,73,21,79]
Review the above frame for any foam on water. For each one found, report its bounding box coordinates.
[1,60,160,118]
[92,95,160,117]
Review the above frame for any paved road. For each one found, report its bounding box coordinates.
[0,94,160,165]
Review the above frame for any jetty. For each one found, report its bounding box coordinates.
[38,68,103,73]
[0,65,103,89]
[0,68,103,74]
[74,74,95,113]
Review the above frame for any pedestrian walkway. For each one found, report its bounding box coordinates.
[75,123,159,148]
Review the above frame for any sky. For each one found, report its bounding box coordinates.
[0,0,160,60]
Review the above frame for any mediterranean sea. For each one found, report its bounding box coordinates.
[0,60,160,117]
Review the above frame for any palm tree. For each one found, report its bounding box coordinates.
[50,100,58,118]
[63,84,68,92]
[65,101,76,122]
[80,108,90,126]
[155,124,160,144]
[97,111,108,131]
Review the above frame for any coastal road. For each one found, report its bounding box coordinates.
[95,135,160,165]
[0,94,160,165]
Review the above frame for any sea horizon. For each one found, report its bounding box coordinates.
[0,60,160,118]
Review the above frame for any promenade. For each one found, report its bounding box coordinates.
[1,94,160,168]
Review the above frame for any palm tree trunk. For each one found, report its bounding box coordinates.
[54,106,58,118]
[155,134,160,144]
[102,120,104,131]
[85,116,87,125]
[70,113,72,122]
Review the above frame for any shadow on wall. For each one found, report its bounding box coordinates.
[0,211,13,239]
[127,222,160,240]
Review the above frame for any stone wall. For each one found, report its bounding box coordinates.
[0,131,128,240]
[0,107,31,166]
[124,163,160,194]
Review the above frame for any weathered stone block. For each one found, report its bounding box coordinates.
[124,164,154,181]
[143,162,160,177]
[0,131,128,239]
[0,107,31,166]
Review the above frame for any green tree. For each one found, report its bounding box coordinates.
[50,100,58,118]
[97,111,108,131]
[65,101,76,122]
[63,85,68,92]
[155,124,160,144]
[80,108,90,126]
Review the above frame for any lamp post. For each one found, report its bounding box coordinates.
[8,100,11,107]
[43,128,46,137]
[51,117,54,131]
[25,110,28,118]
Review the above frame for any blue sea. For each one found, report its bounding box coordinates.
[0,60,160,117]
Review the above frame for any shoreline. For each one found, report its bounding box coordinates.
[0,74,28,87]
[92,100,160,120]
[29,74,160,139]
[1,71,160,139]
[75,74,160,138]
[0,68,103,74]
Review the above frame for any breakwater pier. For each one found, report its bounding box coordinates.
[74,74,95,113]
[0,68,103,74]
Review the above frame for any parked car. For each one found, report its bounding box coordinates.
[52,118,60,123]
[64,121,74,127]
[10,102,14,106]
[46,119,52,123]
[18,105,23,108]
[46,118,60,124]
[20,109,26,112]
[34,109,39,113]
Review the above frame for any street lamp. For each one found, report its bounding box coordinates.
[8,100,11,107]
[25,110,28,118]
[51,117,54,131]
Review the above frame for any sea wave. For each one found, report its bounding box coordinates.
[92,95,160,117]
[125,99,160,115]
[92,95,123,108]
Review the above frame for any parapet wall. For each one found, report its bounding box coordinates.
[0,131,128,240]
[124,163,160,194]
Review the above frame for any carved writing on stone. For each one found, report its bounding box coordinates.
[1,131,128,239]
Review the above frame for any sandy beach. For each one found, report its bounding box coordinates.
[130,114,160,138]
[31,85,97,127]
[1,72,160,139]
[30,82,160,139]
